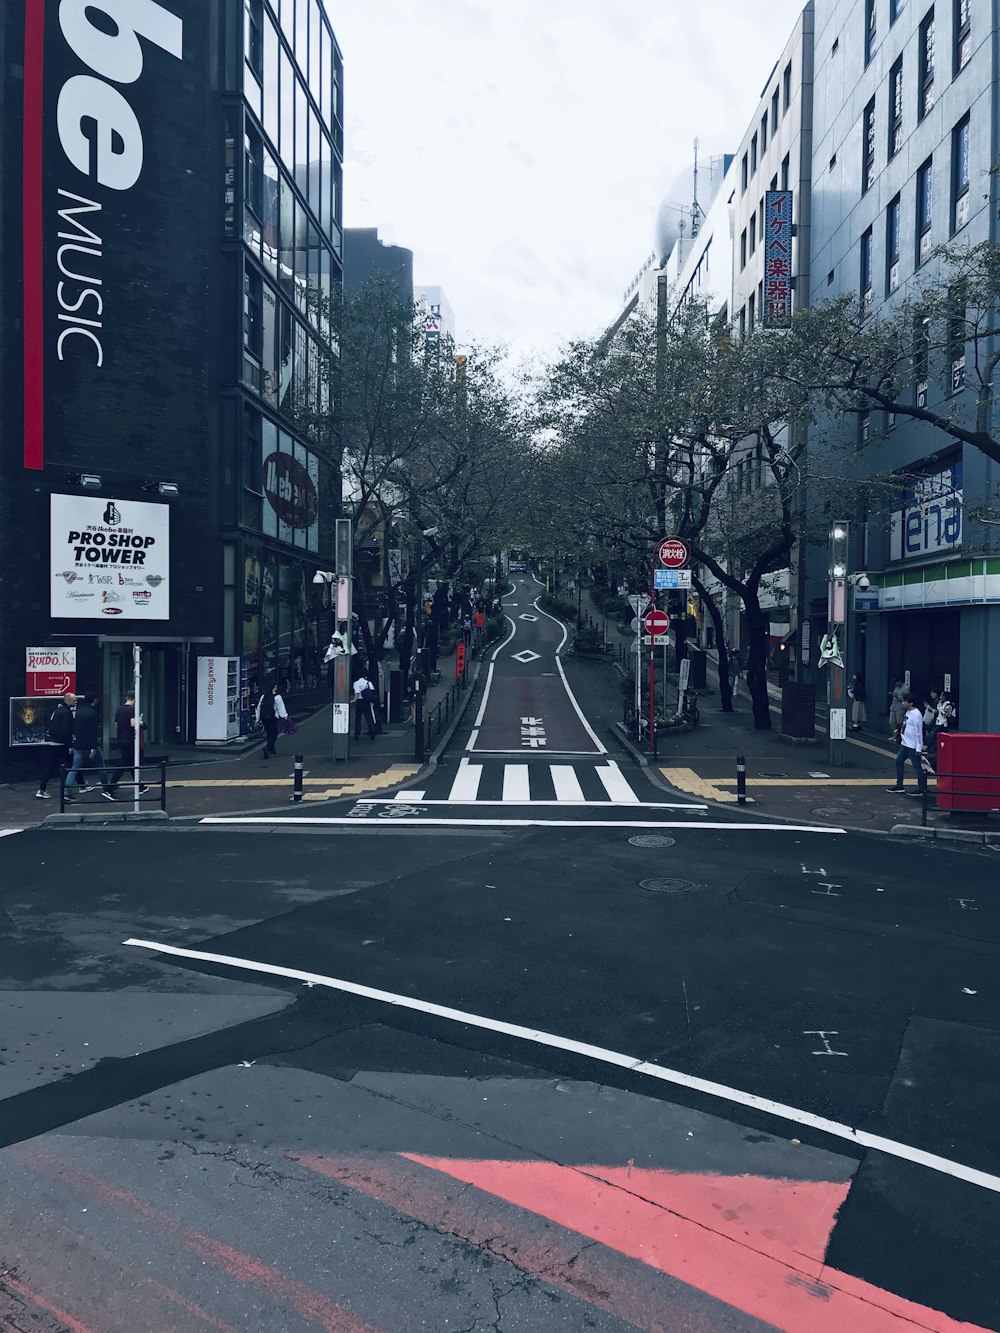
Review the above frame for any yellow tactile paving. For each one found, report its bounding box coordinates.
[711,776,936,787]
[659,768,749,803]
[170,765,420,794]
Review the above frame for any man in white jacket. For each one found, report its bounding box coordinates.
[886,692,928,796]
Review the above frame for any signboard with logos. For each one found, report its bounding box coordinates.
[763,191,793,325]
[26,646,77,696]
[50,494,170,619]
[654,569,693,589]
[889,462,963,562]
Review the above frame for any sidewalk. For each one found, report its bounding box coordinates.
[581,587,999,842]
[1,635,488,827]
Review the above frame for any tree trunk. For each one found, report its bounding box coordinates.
[693,576,732,712]
[744,597,773,730]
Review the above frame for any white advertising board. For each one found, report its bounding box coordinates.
[50,494,169,620]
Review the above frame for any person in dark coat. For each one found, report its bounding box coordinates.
[36,692,76,798]
[256,682,287,757]
[108,691,148,793]
[63,692,116,801]
[849,673,868,730]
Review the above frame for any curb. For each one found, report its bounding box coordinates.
[891,823,1000,847]
[43,810,170,825]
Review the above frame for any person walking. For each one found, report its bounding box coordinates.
[108,692,149,794]
[888,679,907,740]
[886,692,928,796]
[63,692,116,802]
[352,668,378,741]
[36,692,77,799]
[256,682,287,758]
[462,615,473,647]
[849,673,868,730]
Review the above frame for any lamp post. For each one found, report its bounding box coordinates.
[827,521,849,766]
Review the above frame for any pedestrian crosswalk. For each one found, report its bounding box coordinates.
[403,759,694,807]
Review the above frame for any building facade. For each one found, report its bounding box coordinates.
[0,0,343,775]
[807,0,999,728]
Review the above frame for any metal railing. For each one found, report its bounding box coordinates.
[59,760,168,814]
[917,772,1000,827]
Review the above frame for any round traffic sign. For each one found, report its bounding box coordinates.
[658,537,689,569]
[643,609,671,637]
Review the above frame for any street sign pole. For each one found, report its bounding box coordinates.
[132,643,141,813]
[648,554,657,757]
[333,518,353,762]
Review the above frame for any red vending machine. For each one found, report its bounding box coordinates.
[936,733,1000,813]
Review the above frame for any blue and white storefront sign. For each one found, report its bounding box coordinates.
[889,463,962,562]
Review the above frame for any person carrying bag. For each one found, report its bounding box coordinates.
[256,683,287,758]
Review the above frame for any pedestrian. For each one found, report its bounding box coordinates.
[108,691,149,794]
[888,678,907,740]
[256,682,287,758]
[936,691,956,732]
[36,692,77,799]
[886,692,928,796]
[848,672,868,730]
[352,668,378,741]
[729,648,744,695]
[63,692,117,802]
[462,615,473,646]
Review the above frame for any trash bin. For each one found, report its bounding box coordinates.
[687,647,706,689]
[781,682,816,739]
[936,733,1000,812]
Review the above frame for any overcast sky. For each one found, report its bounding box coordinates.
[332,0,806,360]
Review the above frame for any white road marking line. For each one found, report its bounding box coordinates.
[502,764,531,802]
[122,936,1000,1196]
[532,599,607,755]
[596,762,640,804]
[360,798,706,810]
[0,829,25,838]
[200,816,845,832]
[448,765,483,802]
[469,617,518,746]
[550,767,585,802]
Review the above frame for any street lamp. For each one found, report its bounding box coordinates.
[825,522,849,765]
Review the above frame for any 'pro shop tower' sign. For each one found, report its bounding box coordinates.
[50,493,169,618]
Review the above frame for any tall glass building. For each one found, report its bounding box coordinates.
[0,0,344,776]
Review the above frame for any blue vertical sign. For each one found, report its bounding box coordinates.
[763,191,793,326]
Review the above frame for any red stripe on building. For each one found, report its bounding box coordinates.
[22,0,46,470]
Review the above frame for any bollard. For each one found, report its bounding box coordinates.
[736,754,747,804]
[292,753,304,802]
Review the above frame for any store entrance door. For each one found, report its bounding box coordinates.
[887,609,960,701]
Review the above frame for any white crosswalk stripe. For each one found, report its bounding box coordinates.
[434,760,655,806]
[0,829,26,838]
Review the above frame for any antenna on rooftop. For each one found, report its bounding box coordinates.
[691,138,704,239]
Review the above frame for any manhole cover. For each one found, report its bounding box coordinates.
[639,877,699,895]
[628,834,677,847]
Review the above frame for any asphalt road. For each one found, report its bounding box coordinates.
[1,577,998,1332]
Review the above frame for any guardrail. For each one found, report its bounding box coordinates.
[917,772,1000,827]
[58,760,168,814]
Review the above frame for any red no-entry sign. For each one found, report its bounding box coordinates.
[643,609,671,638]
[658,537,689,569]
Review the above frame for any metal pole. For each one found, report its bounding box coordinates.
[292,752,304,802]
[737,753,747,804]
[132,643,141,813]
[648,555,656,756]
[414,678,424,763]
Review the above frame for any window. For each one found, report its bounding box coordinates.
[862,98,876,192]
[739,306,747,339]
[783,62,792,112]
[749,213,756,254]
[919,9,935,119]
[741,153,749,192]
[771,88,780,134]
[244,0,263,79]
[827,268,836,286]
[244,264,262,360]
[830,151,837,171]
[263,14,279,148]
[888,57,903,157]
[279,47,294,168]
[865,0,877,64]
[740,229,747,269]
[890,0,906,19]
[954,0,971,71]
[948,290,966,392]
[886,194,901,292]
[916,157,933,263]
[748,292,755,332]
[244,126,262,217]
[770,173,778,194]
[759,198,765,237]
[859,412,872,446]
[751,133,758,175]
[760,112,768,155]
[860,227,874,316]
[781,153,790,190]
[913,310,930,400]
[952,114,970,231]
